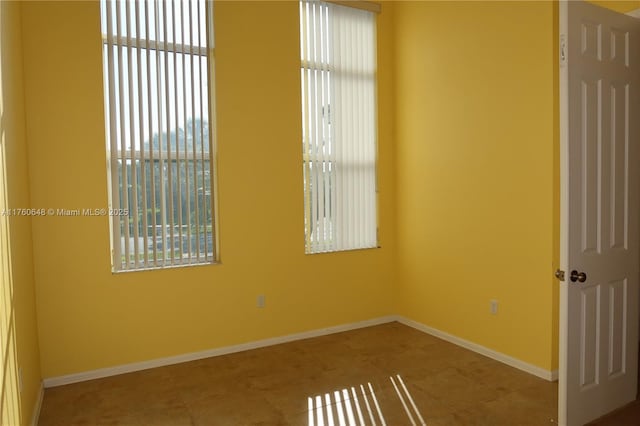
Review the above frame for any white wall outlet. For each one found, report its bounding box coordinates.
[490,299,498,315]
[257,294,265,308]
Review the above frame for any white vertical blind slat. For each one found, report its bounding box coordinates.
[303,2,314,251]
[126,0,140,268]
[182,0,192,261]
[136,0,150,266]
[189,0,201,260]
[307,5,317,250]
[308,3,318,252]
[321,5,332,250]
[197,0,207,259]
[163,0,175,264]
[205,2,215,259]
[316,3,326,248]
[300,2,308,249]
[367,16,377,248]
[172,0,184,262]
[154,0,168,267]
[116,1,132,266]
[357,12,365,250]
[146,0,159,266]
[106,0,122,267]
[332,5,343,251]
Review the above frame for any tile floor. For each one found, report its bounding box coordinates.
[38,322,560,425]
[588,399,640,426]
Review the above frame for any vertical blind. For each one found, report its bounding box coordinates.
[300,0,378,254]
[101,0,215,271]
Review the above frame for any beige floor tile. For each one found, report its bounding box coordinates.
[187,392,286,426]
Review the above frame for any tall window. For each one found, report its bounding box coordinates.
[101,0,216,271]
[299,0,378,254]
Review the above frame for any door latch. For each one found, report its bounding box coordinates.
[555,269,565,281]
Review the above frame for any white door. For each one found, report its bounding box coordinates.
[559,1,640,425]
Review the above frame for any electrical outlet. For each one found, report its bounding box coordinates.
[490,299,498,315]
[257,294,265,308]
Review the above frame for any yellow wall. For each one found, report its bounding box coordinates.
[21,0,396,378]
[393,1,558,370]
[0,1,42,424]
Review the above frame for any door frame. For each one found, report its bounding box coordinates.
[558,3,569,423]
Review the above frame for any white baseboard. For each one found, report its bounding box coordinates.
[43,315,398,388]
[30,381,44,426]
[43,314,557,388]
[627,8,640,18]
[396,316,558,381]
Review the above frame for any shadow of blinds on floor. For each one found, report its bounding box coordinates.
[308,375,426,426]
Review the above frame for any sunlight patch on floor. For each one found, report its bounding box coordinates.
[307,374,425,426]
[390,374,426,426]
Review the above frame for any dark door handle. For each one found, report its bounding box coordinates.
[570,270,587,283]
